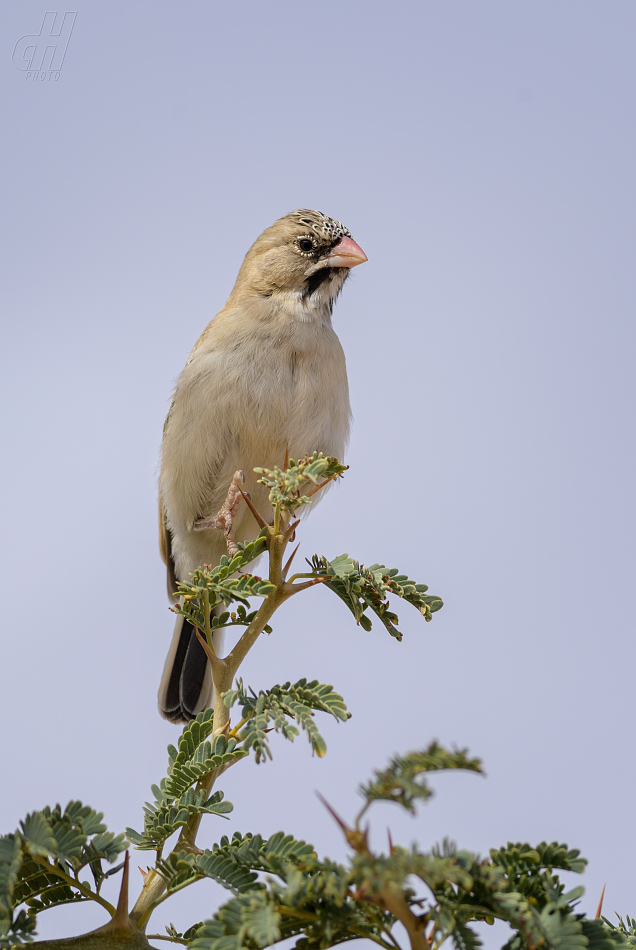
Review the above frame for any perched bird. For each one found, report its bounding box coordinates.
[157,209,367,722]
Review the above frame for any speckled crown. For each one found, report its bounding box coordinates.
[286,209,352,243]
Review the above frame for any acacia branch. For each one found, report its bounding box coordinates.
[131,525,295,928]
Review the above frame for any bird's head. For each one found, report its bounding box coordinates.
[230,209,367,316]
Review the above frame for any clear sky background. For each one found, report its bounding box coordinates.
[1,3,635,947]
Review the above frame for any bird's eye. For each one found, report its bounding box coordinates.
[298,238,315,253]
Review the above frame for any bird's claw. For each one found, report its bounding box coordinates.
[193,470,245,556]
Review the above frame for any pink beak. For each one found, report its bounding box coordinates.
[326,236,368,268]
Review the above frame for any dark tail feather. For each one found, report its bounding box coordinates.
[158,613,219,723]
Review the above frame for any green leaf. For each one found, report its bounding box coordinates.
[0,909,37,947]
[360,744,483,813]
[538,900,587,950]
[255,453,348,514]
[190,848,384,950]
[352,844,474,896]
[11,854,87,914]
[156,847,259,897]
[60,802,107,837]
[450,920,482,950]
[197,850,261,894]
[491,841,587,878]
[224,679,350,763]
[163,921,205,943]
[128,789,233,852]
[0,836,22,916]
[581,918,623,950]
[243,896,281,946]
[163,734,247,801]
[217,831,317,878]
[173,530,274,631]
[156,829,319,904]
[309,554,443,639]
[129,715,247,855]
[81,831,128,866]
[1,803,126,940]
[19,815,57,859]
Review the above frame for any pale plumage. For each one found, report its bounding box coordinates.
[158,210,367,722]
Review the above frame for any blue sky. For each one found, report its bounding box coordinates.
[1,3,635,946]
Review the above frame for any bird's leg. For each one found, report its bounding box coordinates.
[193,470,245,556]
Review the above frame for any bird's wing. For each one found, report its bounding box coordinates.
[159,497,179,601]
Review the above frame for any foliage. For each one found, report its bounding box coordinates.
[359,743,484,814]
[0,803,127,947]
[3,458,632,950]
[127,710,245,856]
[174,530,273,620]
[223,679,351,763]
[147,748,635,950]
[601,916,636,949]
[308,554,443,636]
[254,453,348,515]
[155,831,316,900]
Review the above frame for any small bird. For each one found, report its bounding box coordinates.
[157,209,367,722]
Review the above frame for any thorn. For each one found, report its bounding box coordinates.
[283,518,300,543]
[316,792,370,854]
[138,866,147,878]
[387,828,394,855]
[282,543,301,580]
[284,443,289,471]
[305,475,337,499]
[239,488,267,529]
[195,628,226,670]
[111,851,129,927]
[596,884,606,919]
[213,719,231,737]
[316,791,350,834]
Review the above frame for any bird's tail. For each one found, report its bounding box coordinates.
[158,610,222,723]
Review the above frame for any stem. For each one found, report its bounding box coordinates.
[355,800,372,826]
[377,883,428,950]
[131,525,293,930]
[384,929,405,950]
[203,589,213,650]
[228,716,250,738]
[31,855,116,917]
[146,937,187,946]
[273,503,280,536]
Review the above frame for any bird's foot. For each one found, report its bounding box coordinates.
[193,470,245,556]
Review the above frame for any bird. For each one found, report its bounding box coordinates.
[157,209,367,722]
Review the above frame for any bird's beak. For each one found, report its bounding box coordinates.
[304,236,368,276]
[326,236,368,268]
